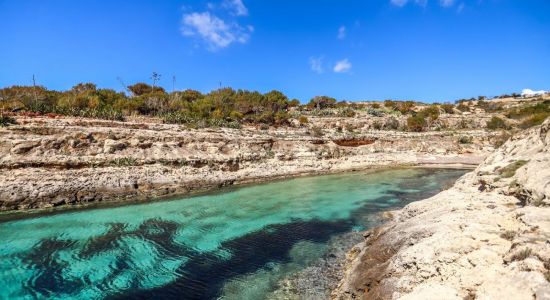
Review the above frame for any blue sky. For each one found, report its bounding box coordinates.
[1,0,549,102]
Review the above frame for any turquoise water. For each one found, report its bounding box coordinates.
[0,168,465,299]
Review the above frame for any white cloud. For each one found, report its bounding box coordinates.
[333,59,352,73]
[337,26,346,39]
[181,12,251,50]
[309,56,324,73]
[223,0,248,16]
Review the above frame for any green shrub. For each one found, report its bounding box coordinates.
[110,157,138,167]
[337,107,356,117]
[288,99,300,107]
[383,100,396,109]
[1,83,294,127]
[310,126,324,137]
[456,103,469,112]
[441,103,455,114]
[406,115,426,132]
[458,136,473,144]
[307,96,337,110]
[298,115,308,125]
[419,105,440,124]
[506,100,550,120]
[397,101,415,114]
[519,113,550,129]
[367,108,384,117]
[0,115,17,127]
[486,116,508,130]
[384,117,400,130]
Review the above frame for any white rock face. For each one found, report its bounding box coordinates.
[333,118,550,300]
[0,116,494,211]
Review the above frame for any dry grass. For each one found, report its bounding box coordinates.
[510,248,532,262]
[500,230,516,241]
[498,160,529,178]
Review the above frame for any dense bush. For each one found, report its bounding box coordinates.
[486,116,509,130]
[384,100,415,114]
[0,82,294,127]
[519,113,549,129]
[0,115,17,127]
[458,136,473,144]
[406,115,426,132]
[477,100,504,113]
[440,103,455,114]
[307,96,337,110]
[506,101,550,128]
[367,108,384,117]
[384,117,400,130]
[405,105,440,131]
[456,103,470,112]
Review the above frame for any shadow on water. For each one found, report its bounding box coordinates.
[109,220,353,300]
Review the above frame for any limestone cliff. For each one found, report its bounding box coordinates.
[332,118,550,299]
[0,116,493,211]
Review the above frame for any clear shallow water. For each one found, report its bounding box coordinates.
[0,168,466,300]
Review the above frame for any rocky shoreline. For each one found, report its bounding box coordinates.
[0,116,492,211]
[332,119,550,299]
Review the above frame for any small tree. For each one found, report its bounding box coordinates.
[127,81,166,97]
[308,96,337,110]
[288,99,300,107]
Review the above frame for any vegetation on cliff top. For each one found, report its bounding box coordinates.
[1,79,547,131]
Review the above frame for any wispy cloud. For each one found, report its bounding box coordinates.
[181,12,251,50]
[333,59,352,73]
[223,0,248,16]
[181,0,251,51]
[309,56,324,73]
[337,26,346,40]
[390,0,455,7]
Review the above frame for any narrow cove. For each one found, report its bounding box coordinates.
[0,168,467,299]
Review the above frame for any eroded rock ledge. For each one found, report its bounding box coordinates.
[0,116,493,211]
[332,119,550,299]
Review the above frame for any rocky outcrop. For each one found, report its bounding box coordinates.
[0,116,496,211]
[332,118,550,299]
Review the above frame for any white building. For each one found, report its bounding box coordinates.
[521,89,547,98]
